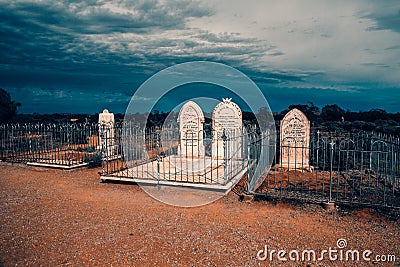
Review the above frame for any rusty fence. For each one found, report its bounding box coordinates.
[0,123,100,167]
[258,131,400,208]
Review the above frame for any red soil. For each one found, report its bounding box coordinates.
[0,163,399,266]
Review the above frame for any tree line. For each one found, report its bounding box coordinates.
[1,88,400,135]
[278,103,400,135]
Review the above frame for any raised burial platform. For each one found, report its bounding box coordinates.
[27,160,88,169]
[100,155,247,192]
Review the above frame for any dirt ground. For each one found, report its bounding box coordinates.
[0,163,399,266]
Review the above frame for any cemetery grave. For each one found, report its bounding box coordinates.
[0,104,399,208]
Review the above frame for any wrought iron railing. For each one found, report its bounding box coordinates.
[258,130,400,208]
[1,122,398,208]
[99,122,251,186]
[0,123,100,167]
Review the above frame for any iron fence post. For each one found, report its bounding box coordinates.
[100,124,105,175]
[316,130,320,170]
[156,130,161,185]
[242,126,245,170]
[28,124,33,162]
[247,131,251,194]
[222,130,227,183]
[67,124,71,166]
[329,141,335,202]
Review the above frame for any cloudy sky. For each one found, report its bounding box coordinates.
[0,0,399,114]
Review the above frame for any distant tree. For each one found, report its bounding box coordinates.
[321,104,345,121]
[344,110,358,122]
[0,88,21,123]
[242,111,256,123]
[392,112,400,123]
[288,102,320,122]
[363,109,389,122]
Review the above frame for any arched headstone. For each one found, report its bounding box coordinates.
[212,98,242,159]
[280,108,310,168]
[177,101,205,157]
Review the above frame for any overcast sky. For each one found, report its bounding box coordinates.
[1,0,399,114]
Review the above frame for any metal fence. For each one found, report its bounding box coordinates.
[1,122,399,209]
[100,122,251,188]
[258,131,400,208]
[0,123,100,168]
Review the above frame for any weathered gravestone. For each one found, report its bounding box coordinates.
[98,109,115,154]
[280,108,310,168]
[212,98,242,159]
[177,101,205,157]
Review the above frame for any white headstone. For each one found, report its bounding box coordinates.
[98,109,115,154]
[177,101,205,157]
[280,108,310,168]
[212,98,242,159]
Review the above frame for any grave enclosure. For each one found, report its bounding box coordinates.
[101,98,249,193]
[100,105,400,208]
[0,123,100,169]
[0,105,399,208]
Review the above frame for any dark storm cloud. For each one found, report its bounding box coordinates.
[195,31,261,44]
[1,1,213,34]
[191,31,285,59]
[0,5,106,73]
[362,2,400,33]
[1,1,399,114]
[0,0,214,74]
[0,0,287,78]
